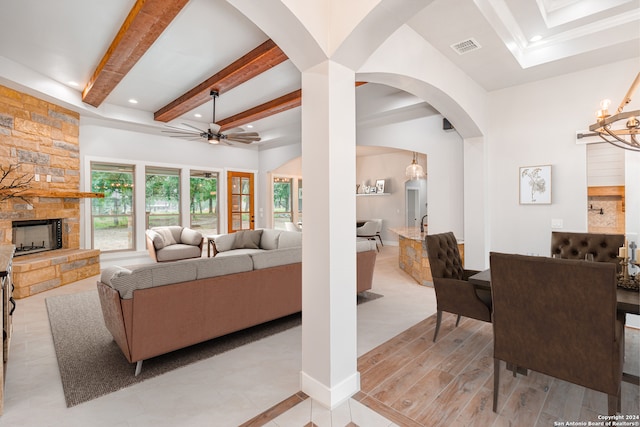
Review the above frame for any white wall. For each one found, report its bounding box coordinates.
[486,59,639,259]
[357,114,464,239]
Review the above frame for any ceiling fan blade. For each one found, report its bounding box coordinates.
[225,132,260,139]
[181,123,208,133]
[226,135,261,142]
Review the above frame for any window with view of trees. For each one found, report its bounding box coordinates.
[190,171,218,236]
[273,177,292,229]
[145,167,181,228]
[91,162,135,252]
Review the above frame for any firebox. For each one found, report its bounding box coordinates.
[12,219,63,256]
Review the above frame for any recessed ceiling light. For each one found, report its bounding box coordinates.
[68,81,79,87]
[128,98,138,104]
[194,113,202,118]
[246,124,253,128]
[529,35,542,42]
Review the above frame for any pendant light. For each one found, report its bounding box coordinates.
[405,152,424,180]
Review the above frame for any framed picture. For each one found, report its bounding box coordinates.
[519,165,551,204]
[375,179,385,194]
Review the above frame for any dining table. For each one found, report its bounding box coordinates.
[469,268,640,385]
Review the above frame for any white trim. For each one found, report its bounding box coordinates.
[299,371,360,410]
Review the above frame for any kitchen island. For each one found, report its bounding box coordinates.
[389,227,464,286]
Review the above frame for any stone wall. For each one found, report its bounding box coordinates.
[0,85,81,247]
[0,85,100,297]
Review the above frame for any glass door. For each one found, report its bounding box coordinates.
[227,171,254,232]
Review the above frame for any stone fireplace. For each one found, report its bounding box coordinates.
[0,85,100,298]
[12,219,63,256]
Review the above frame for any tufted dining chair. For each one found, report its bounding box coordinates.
[550,231,623,263]
[425,232,492,341]
[490,252,623,414]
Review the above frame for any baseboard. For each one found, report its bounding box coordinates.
[300,370,360,410]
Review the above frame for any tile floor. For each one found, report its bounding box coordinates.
[2,245,437,426]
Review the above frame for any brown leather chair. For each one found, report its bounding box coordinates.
[551,231,623,264]
[489,252,623,414]
[425,232,492,342]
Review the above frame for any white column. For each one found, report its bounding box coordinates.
[300,60,358,409]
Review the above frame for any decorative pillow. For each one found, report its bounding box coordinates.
[232,229,263,249]
[146,229,165,250]
[181,228,203,246]
[213,234,236,253]
[155,227,177,246]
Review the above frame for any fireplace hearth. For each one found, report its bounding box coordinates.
[12,219,63,256]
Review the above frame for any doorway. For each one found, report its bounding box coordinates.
[227,171,254,232]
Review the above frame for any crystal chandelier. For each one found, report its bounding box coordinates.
[588,72,640,152]
[405,152,425,180]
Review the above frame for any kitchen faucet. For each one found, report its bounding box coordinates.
[420,214,428,233]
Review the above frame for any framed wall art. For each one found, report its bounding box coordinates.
[375,179,385,194]
[519,165,551,204]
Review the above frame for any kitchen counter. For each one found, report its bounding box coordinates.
[388,227,464,286]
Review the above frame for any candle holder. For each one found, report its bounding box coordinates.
[617,256,639,291]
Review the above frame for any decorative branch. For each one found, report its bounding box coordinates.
[0,163,33,203]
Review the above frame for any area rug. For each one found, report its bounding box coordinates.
[46,289,382,407]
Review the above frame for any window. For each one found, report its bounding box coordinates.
[91,162,135,252]
[190,171,218,236]
[145,167,180,228]
[273,177,293,229]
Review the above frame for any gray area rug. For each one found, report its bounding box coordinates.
[46,289,382,407]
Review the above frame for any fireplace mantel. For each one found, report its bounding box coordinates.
[0,190,103,199]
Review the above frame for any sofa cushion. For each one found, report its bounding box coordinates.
[146,229,165,250]
[151,226,182,246]
[250,247,301,270]
[259,228,281,250]
[156,244,202,262]
[232,229,263,249]
[215,248,264,257]
[181,227,203,246]
[212,233,236,253]
[189,254,253,279]
[278,231,302,249]
[100,266,153,299]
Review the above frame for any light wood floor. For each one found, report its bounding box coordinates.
[245,312,640,426]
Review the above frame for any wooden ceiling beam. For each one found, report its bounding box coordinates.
[217,82,366,131]
[218,90,301,131]
[154,39,288,122]
[82,0,189,107]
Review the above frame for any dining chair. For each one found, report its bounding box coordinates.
[370,218,384,247]
[425,232,492,342]
[357,221,379,251]
[489,252,623,414]
[550,231,623,263]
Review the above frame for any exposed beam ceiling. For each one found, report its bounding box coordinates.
[154,39,288,122]
[82,0,189,107]
[218,90,301,131]
[217,82,368,131]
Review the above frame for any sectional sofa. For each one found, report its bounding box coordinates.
[97,229,377,375]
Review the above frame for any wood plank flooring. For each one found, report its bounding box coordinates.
[354,312,640,426]
[245,313,640,426]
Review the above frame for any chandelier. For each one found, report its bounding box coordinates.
[588,72,640,152]
[405,152,425,180]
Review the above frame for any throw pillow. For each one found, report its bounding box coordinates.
[232,229,263,249]
[155,227,177,246]
[181,228,203,246]
[146,229,165,250]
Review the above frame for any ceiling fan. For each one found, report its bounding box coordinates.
[162,91,261,145]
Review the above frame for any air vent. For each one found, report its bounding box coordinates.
[450,38,481,55]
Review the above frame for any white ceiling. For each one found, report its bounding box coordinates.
[0,0,637,148]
